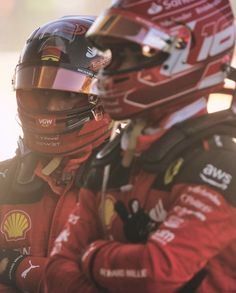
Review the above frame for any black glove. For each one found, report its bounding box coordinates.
[0,249,25,287]
[114,199,156,243]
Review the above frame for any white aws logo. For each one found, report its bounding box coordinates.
[200,164,232,190]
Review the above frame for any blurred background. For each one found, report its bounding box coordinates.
[0,0,236,160]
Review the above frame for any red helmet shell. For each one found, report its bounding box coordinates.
[87,0,235,120]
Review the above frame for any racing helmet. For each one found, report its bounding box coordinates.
[86,0,235,120]
[13,15,111,155]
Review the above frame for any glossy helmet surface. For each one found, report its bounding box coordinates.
[86,0,235,120]
[13,15,111,155]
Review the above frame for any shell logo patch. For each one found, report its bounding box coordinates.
[1,210,31,241]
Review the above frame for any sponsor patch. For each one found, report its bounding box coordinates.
[51,227,70,255]
[164,158,184,185]
[1,210,31,241]
[187,186,221,206]
[86,46,98,58]
[180,193,212,213]
[174,206,206,221]
[151,229,175,245]
[164,215,184,229]
[147,2,163,15]
[100,268,147,278]
[21,260,40,279]
[37,118,56,128]
[200,163,232,190]
[162,0,196,10]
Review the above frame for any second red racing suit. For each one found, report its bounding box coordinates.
[45,109,236,293]
[0,148,100,293]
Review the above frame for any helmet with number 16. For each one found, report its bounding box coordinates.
[86,0,235,120]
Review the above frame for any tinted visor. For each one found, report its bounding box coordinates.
[16,89,92,113]
[16,89,95,134]
[87,11,172,51]
[14,65,97,95]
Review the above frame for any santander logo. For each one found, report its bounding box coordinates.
[147,2,163,15]
[148,0,196,15]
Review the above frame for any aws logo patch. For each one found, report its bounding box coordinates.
[1,210,31,241]
[200,164,232,191]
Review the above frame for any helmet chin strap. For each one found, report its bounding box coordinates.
[42,156,63,176]
[100,120,122,239]
[121,119,147,167]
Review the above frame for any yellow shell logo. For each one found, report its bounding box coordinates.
[1,210,31,241]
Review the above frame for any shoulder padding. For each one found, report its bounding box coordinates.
[93,132,122,167]
[0,152,45,204]
[175,134,236,206]
[84,133,131,193]
[140,108,236,172]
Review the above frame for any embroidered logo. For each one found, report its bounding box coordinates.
[1,210,31,241]
[147,2,163,15]
[37,118,55,128]
[21,260,40,279]
[164,158,184,185]
[200,164,232,190]
[51,227,70,255]
[86,46,98,58]
[151,229,175,245]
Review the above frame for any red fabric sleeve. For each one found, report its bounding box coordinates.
[45,256,100,293]
[15,256,47,293]
[83,185,236,292]
[44,188,103,293]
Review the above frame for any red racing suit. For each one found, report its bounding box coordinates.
[0,149,99,293]
[45,110,236,293]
